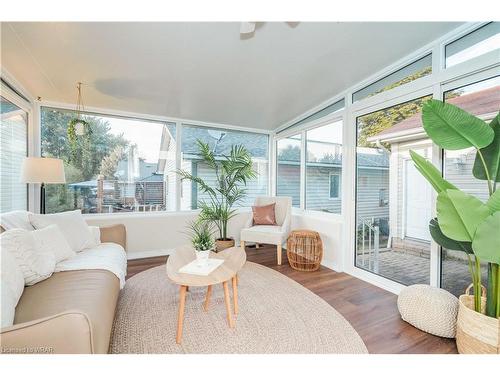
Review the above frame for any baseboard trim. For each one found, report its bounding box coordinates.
[127,248,175,260]
[320,258,340,272]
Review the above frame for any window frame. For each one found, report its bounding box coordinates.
[180,122,270,210]
[275,133,303,209]
[1,80,33,212]
[439,74,500,295]
[37,102,272,216]
[444,22,500,69]
[352,94,434,286]
[275,110,345,214]
[352,53,433,103]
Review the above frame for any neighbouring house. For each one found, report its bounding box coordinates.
[69,148,169,213]
[173,126,269,209]
[366,85,500,258]
[277,146,389,217]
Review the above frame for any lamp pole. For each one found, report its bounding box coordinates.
[40,182,46,214]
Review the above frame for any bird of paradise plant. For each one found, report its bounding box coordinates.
[410,100,499,318]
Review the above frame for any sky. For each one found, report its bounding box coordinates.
[446,33,500,68]
[106,117,167,163]
[278,119,343,158]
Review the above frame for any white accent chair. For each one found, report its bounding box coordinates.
[240,196,292,265]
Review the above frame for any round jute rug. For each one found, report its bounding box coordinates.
[110,262,368,354]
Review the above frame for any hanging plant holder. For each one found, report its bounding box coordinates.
[67,82,92,159]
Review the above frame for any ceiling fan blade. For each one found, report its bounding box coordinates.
[240,22,256,35]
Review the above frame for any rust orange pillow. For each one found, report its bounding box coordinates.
[252,203,277,225]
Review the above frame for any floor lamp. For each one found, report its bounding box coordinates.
[21,157,66,214]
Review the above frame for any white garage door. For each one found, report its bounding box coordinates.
[405,159,432,241]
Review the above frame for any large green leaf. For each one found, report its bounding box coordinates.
[472,212,500,264]
[486,189,500,213]
[473,113,500,182]
[437,189,491,242]
[429,218,473,253]
[410,150,457,193]
[422,99,494,150]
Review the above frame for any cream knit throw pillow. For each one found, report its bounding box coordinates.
[398,284,458,338]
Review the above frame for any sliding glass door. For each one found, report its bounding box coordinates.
[355,96,433,285]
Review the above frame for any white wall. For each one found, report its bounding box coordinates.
[85,211,199,260]
[84,210,344,272]
[291,211,344,271]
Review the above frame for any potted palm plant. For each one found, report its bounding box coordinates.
[178,140,257,252]
[410,100,499,354]
[186,218,215,265]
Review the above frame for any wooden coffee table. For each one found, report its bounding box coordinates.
[166,245,246,343]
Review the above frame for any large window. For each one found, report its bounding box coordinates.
[305,120,343,213]
[1,96,28,212]
[445,22,500,68]
[441,76,500,296]
[276,134,301,208]
[41,107,176,214]
[180,125,269,210]
[352,54,432,103]
[355,96,432,285]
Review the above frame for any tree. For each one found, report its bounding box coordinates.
[357,67,433,148]
[99,145,125,179]
[41,108,129,213]
[357,96,430,148]
[278,145,301,162]
[41,109,128,180]
[278,144,317,163]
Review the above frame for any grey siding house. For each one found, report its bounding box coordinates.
[277,149,389,217]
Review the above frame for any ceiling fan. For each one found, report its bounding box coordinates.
[240,22,299,37]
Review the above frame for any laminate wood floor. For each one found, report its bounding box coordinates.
[126,245,457,354]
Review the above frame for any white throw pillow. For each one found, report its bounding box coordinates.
[32,224,76,263]
[1,229,55,286]
[0,210,34,231]
[88,226,101,247]
[29,210,94,252]
[0,249,25,327]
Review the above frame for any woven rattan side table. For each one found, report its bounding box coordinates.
[286,230,323,271]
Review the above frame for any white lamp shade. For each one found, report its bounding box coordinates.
[21,157,66,184]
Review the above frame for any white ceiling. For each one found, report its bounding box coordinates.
[1,22,462,130]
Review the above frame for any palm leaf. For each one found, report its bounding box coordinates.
[473,113,500,182]
[437,189,492,242]
[422,99,494,150]
[176,169,217,196]
[429,218,473,253]
[472,212,500,264]
[410,150,457,193]
[486,189,500,213]
[197,140,217,169]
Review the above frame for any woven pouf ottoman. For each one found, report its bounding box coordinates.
[397,284,459,338]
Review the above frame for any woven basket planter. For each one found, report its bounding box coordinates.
[286,230,323,272]
[456,285,500,354]
[215,238,235,252]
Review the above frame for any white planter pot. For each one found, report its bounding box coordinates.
[195,250,210,265]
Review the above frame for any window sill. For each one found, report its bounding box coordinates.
[292,208,344,223]
[82,207,253,220]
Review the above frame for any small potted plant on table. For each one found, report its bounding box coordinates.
[187,219,215,265]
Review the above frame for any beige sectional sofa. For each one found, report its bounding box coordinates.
[0,224,127,354]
